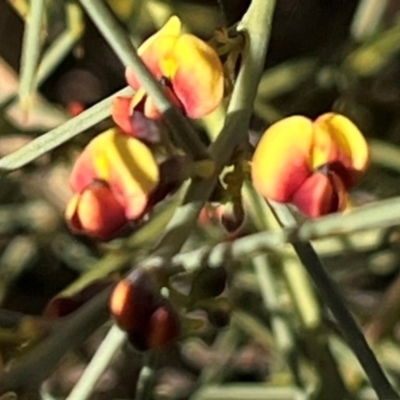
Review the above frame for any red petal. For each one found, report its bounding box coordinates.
[112,96,135,134]
[65,181,127,240]
[291,171,347,217]
[170,34,224,118]
[69,147,98,193]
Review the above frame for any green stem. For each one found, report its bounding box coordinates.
[1,3,83,108]
[269,203,399,400]
[19,0,45,109]
[168,192,400,274]
[135,352,159,400]
[252,255,307,392]
[36,2,83,86]
[0,287,112,393]
[0,86,132,176]
[66,325,127,400]
[209,0,275,168]
[148,0,277,261]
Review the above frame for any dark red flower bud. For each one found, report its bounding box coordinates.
[147,301,180,349]
[109,270,158,334]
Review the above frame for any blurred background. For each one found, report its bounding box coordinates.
[2,0,400,399]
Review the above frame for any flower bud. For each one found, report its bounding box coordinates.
[147,301,181,349]
[190,264,227,301]
[109,270,158,334]
[65,180,127,241]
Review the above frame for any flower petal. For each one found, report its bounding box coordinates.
[69,146,98,194]
[125,16,181,89]
[112,96,162,142]
[251,116,314,202]
[169,34,224,118]
[65,181,127,240]
[312,113,369,187]
[291,171,347,217]
[70,129,159,220]
[96,129,159,219]
[139,16,181,55]
[131,85,183,119]
[147,301,180,349]
[112,96,134,134]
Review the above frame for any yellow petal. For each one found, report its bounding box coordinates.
[312,113,369,187]
[251,116,314,202]
[125,17,181,89]
[76,129,159,220]
[169,34,224,118]
[138,16,181,56]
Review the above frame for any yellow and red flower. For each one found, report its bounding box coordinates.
[66,128,159,240]
[113,16,224,133]
[251,113,369,217]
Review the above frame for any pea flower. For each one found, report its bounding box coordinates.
[251,113,369,217]
[66,128,159,240]
[112,15,224,132]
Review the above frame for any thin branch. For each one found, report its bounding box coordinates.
[66,324,127,400]
[351,0,389,41]
[18,0,45,109]
[133,1,278,395]
[148,0,277,261]
[36,2,84,86]
[78,0,209,160]
[0,86,132,176]
[298,196,400,241]
[209,0,275,167]
[135,353,159,400]
[171,194,400,272]
[252,255,307,392]
[0,287,112,393]
[269,202,400,400]
[1,3,84,108]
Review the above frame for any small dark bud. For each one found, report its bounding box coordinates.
[147,301,181,349]
[109,270,158,334]
[190,265,227,301]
